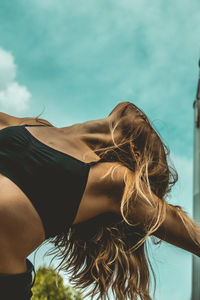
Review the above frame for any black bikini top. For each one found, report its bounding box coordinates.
[0,123,104,239]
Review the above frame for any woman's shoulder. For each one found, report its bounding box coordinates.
[93,162,128,215]
[73,162,126,225]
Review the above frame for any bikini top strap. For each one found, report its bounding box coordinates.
[87,161,100,166]
[22,124,46,127]
[87,158,105,166]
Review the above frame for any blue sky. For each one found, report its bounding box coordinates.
[0,0,200,299]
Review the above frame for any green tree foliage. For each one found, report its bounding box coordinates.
[32,266,83,300]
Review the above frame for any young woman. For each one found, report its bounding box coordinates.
[0,101,199,300]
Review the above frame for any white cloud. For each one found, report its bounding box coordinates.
[0,48,16,90]
[0,48,31,113]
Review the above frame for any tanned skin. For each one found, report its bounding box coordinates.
[0,102,199,275]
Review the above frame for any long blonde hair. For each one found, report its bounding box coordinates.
[39,102,198,299]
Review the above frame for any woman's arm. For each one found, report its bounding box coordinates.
[152,202,200,257]
[126,196,200,257]
[111,180,200,257]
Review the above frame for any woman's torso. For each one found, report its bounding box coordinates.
[0,120,123,257]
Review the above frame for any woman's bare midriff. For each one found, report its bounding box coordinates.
[0,173,46,259]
